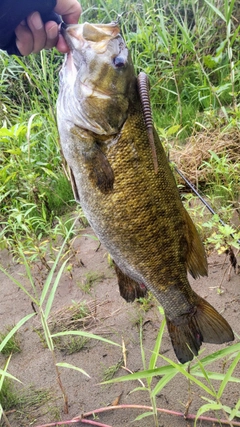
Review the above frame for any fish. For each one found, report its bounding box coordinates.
[57,21,234,363]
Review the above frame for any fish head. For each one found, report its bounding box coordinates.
[58,22,136,135]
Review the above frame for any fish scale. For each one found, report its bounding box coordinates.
[57,21,234,363]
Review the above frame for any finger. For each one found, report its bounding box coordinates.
[54,0,81,24]
[15,21,34,56]
[44,21,59,49]
[27,12,47,53]
[55,33,70,53]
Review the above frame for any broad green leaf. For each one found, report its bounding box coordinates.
[166,125,181,136]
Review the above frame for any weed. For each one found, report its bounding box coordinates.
[71,300,90,320]
[0,383,53,427]
[103,311,240,427]
[78,271,105,294]
[57,336,90,355]
[203,214,240,254]
[0,378,18,412]
[136,292,155,313]
[102,358,124,382]
[0,327,21,355]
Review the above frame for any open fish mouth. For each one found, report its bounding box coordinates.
[60,21,121,53]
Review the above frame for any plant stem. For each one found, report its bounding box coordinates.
[2,411,12,427]
[52,350,69,414]
[35,404,240,427]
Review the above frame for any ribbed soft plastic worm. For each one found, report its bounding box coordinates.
[137,72,159,173]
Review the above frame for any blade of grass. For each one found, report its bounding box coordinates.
[159,355,216,397]
[52,330,121,348]
[204,0,226,22]
[44,258,68,319]
[148,316,166,371]
[0,266,38,305]
[217,349,240,399]
[56,362,90,378]
[0,313,35,352]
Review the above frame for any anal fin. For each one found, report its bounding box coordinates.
[113,261,147,302]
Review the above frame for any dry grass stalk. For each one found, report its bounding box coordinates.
[36,299,111,334]
[170,128,240,187]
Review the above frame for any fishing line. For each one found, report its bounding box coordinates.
[173,165,240,247]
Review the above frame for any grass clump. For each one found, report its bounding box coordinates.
[78,271,105,294]
[0,382,54,427]
[102,358,124,382]
[57,336,90,355]
[0,327,21,356]
[0,378,18,413]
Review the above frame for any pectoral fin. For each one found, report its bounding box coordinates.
[83,144,114,194]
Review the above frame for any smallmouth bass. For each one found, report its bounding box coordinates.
[57,22,234,363]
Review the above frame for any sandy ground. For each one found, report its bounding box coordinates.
[0,226,239,427]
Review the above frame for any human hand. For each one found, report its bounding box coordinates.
[15,0,81,56]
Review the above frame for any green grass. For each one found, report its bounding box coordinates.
[0,381,53,427]
[0,327,21,356]
[78,271,105,294]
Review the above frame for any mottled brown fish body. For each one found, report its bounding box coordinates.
[57,22,234,363]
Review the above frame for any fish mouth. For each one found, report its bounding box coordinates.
[60,22,121,53]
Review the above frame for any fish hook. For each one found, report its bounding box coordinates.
[137,72,159,174]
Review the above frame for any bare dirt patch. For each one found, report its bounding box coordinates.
[0,227,239,427]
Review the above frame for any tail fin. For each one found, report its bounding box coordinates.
[166,297,234,363]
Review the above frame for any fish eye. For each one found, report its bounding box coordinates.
[113,56,126,68]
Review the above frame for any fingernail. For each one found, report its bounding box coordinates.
[30,12,43,30]
[47,24,58,39]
